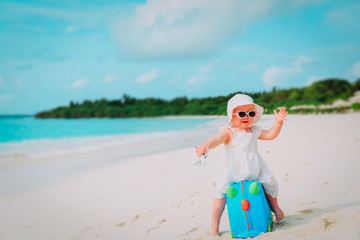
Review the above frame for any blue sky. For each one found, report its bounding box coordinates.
[0,0,360,114]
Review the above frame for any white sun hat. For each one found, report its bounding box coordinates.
[227,94,264,126]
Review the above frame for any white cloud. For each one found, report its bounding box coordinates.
[262,56,313,89]
[293,56,312,69]
[262,66,284,89]
[187,64,215,85]
[67,78,89,89]
[112,0,317,60]
[0,77,22,87]
[104,74,118,83]
[306,75,323,86]
[0,94,14,105]
[167,72,182,86]
[136,69,159,83]
[197,64,213,74]
[325,3,360,29]
[187,75,207,85]
[349,61,360,77]
[2,2,118,29]
[15,79,23,87]
[65,26,75,33]
[244,62,259,71]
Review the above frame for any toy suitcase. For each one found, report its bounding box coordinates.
[226,180,272,238]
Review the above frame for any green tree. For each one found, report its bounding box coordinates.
[353,78,360,91]
[35,78,356,118]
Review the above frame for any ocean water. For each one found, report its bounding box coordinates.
[0,115,221,160]
[0,115,217,142]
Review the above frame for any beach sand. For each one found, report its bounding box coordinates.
[0,114,359,240]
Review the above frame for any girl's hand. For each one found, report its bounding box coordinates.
[274,107,288,124]
[195,146,205,158]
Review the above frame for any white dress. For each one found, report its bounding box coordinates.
[214,125,278,199]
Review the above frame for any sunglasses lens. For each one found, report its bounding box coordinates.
[249,111,256,118]
[238,111,247,118]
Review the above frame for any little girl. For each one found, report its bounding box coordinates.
[196,94,287,236]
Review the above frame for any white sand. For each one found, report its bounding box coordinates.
[0,114,360,240]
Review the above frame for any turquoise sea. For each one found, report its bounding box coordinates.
[0,115,215,143]
[0,115,220,160]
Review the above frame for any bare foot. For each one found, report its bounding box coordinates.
[208,229,219,236]
[273,207,285,222]
[205,231,220,240]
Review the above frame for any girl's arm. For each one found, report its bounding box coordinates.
[196,128,231,157]
[259,107,288,140]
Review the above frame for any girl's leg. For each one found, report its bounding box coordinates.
[210,197,226,235]
[265,193,284,222]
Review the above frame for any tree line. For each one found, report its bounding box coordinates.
[35,78,360,118]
